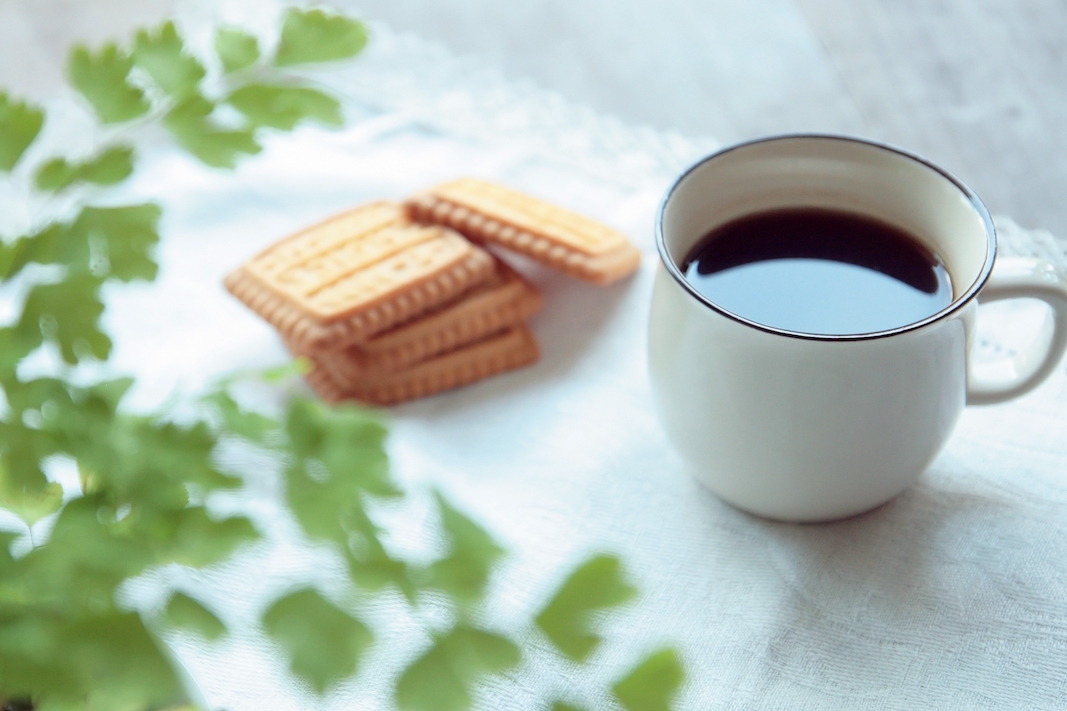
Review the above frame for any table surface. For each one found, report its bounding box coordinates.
[2,2,1066,710]
[3,0,1067,242]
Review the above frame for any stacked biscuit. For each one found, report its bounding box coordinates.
[224,178,641,405]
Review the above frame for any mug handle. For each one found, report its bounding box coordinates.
[967,257,1067,405]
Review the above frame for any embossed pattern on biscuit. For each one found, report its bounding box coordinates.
[247,201,406,282]
[405,178,641,285]
[304,325,540,405]
[254,225,438,298]
[226,204,499,352]
[414,178,626,255]
[317,248,488,352]
[301,231,475,320]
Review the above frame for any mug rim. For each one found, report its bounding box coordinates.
[654,133,997,342]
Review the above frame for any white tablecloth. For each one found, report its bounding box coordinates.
[22,2,1067,708]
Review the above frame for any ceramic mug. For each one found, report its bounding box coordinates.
[648,135,1067,522]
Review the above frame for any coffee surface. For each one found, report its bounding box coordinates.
[682,208,953,335]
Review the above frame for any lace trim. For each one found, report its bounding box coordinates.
[993,215,1067,266]
[320,25,720,188]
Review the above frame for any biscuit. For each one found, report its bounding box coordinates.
[224,202,495,352]
[311,258,543,380]
[304,325,540,405]
[405,178,641,285]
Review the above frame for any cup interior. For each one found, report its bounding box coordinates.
[657,135,995,336]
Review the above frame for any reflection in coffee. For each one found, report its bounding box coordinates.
[682,208,954,335]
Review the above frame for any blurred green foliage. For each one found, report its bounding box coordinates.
[0,8,683,711]
[69,44,150,124]
[536,554,637,662]
[35,146,135,192]
[0,93,43,170]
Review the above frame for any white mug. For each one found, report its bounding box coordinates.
[649,135,1067,522]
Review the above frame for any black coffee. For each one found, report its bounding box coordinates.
[682,208,953,335]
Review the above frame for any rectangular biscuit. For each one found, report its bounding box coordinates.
[303,325,540,406]
[405,178,642,285]
[244,201,408,284]
[224,201,495,352]
[310,257,543,380]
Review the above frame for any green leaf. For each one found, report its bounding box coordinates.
[215,28,260,73]
[72,203,160,281]
[283,460,356,544]
[0,530,15,557]
[281,403,409,593]
[550,703,588,711]
[81,376,134,413]
[35,146,135,191]
[282,398,412,596]
[0,384,67,523]
[323,410,396,500]
[68,44,150,124]
[262,588,372,693]
[0,422,54,504]
[285,397,394,500]
[0,223,75,281]
[72,413,241,509]
[164,93,260,168]
[343,504,415,599]
[226,84,343,130]
[428,492,505,603]
[274,9,368,66]
[535,554,637,662]
[14,495,157,610]
[261,357,311,382]
[0,240,15,281]
[0,92,44,171]
[38,611,183,711]
[0,328,40,380]
[203,388,278,444]
[611,649,685,711]
[164,592,226,640]
[0,471,63,526]
[17,272,109,364]
[0,203,158,282]
[162,508,257,568]
[395,625,520,711]
[211,358,309,392]
[0,612,178,710]
[133,21,206,97]
[2,378,77,426]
